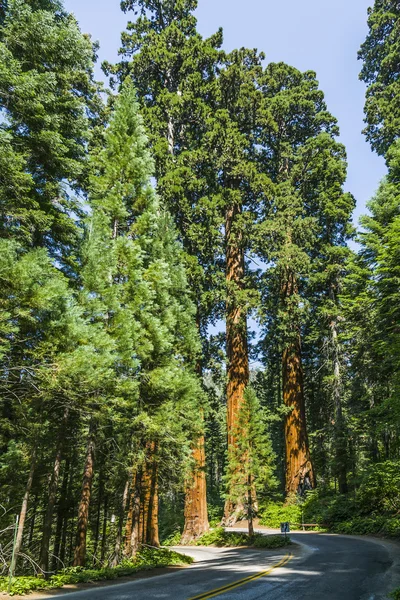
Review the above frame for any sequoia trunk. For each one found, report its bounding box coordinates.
[181,436,209,543]
[224,201,250,523]
[282,271,315,495]
[330,298,348,494]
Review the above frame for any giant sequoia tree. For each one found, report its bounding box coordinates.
[256,63,354,495]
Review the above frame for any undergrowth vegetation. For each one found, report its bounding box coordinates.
[0,548,192,596]
[194,528,291,548]
[260,461,400,537]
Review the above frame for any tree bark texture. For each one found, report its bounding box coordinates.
[142,441,159,548]
[73,419,96,567]
[181,435,209,543]
[224,201,250,523]
[282,271,315,496]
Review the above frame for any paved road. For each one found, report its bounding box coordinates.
[44,531,400,600]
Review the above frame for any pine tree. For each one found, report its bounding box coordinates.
[224,387,276,535]
[108,0,226,540]
[75,80,203,564]
[358,0,400,156]
[0,0,101,269]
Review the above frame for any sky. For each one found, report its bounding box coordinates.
[64,0,387,224]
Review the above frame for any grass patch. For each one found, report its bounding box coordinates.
[194,527,291,549]
[0,547,193,596]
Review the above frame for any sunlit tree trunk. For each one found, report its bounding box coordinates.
[329,284,348,494]
[181,436,209,543]
[224,201,250,524]
[109,478,130,567]
[282,271,315,495]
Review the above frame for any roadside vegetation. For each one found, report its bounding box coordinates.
[1,548,192,596]
[260,461,400,537]
[192,528,291,549]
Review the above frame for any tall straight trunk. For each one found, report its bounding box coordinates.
[109,478,130,567]
[52,457,71,571]
[100,495,108,564]
[39,408,69,574]
[127,467,142,558]
[73,419,96,567]
[181,436,209,543]
[146,452,159,548]
[60,459,75,566]
[329,293,348,494]
[14,446,37,565]
[224,201,250,523]
[282,271,315,495]
[124,468,136,557]
[139,441,160,547]
[182,322,209,544]
[92,467,104,563]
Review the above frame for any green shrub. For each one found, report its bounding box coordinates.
[162,529,182,546]
[259,500,302,528]
[195,527,290,549]
[252,534,291,548]
[390,588,400,599]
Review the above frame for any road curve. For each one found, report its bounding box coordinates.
[42,531,400,600]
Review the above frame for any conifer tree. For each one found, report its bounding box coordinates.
[76,80,203,564]
[0,0,101,268]
[358,0,400,156]
[224,388,276,535]
[256,63,354,495]
[108,0,226,540]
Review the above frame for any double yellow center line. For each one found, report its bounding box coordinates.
[188,553,293,600]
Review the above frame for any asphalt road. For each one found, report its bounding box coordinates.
[43,531,400,600]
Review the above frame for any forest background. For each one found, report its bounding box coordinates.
[0,0,400,594]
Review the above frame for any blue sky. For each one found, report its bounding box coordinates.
[65,0,386,223]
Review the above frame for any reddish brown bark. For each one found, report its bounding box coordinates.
[181,435,209,544]
[282,271,315,495]
[73,420,96,567]
[224,202,250,523]
[139,441,159,547]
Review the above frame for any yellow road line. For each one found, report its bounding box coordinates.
[188,553,293,600]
